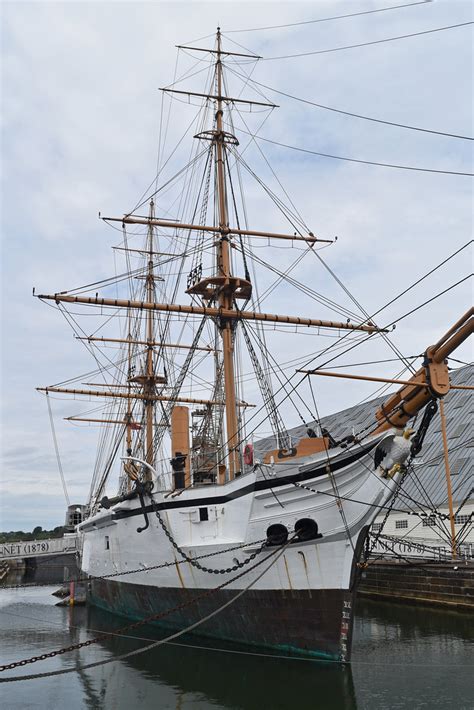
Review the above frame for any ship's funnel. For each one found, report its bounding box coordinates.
[171,406,190,489]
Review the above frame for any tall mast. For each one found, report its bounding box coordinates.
[125,307,133,490]
[214,28,239,479]
[141,199,158,479]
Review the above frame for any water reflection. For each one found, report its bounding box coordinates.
[84,605,357,710]
[352,598,474,710]
[1,588,473,710]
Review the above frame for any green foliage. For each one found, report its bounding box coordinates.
[0,527,66,543]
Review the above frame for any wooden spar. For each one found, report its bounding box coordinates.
[126,313,133,466]
[439,399,457,559]
[75,335,215,352]
[432,310,474,363]
[37,386,254,407]
[144,200,155,477]
[299,370,430,387]
[160,88,275,108]
[432,307,473,355]
[82,382,134,388]
[298,369,474,390]
[372,311,473,434]
[65,417,142,426]
[215,28,238,480]
[36,293,382,333]
[112,246,178,257]
[103,216,332,244]
[175,45,262,59]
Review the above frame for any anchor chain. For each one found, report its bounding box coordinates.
[0,537,267,591]
[0,540,284,674]
[153,504,267,574]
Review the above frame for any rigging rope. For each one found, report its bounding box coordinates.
[226,2,431,33]
[306,376,356,554]
[45,393,70,507]
[234,128,474,176]
[0,538,292,681]
[261,22,474,60]
[225,67,473,141]
[239,319,291,449]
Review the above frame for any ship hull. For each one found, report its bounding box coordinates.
[89,577,355,661]
[80,437,394,662]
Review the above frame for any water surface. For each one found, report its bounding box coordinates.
[0,587,472,709]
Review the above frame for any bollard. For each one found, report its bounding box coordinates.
[69,580,75,606]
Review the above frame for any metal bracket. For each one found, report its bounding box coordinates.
[135,480,153,533]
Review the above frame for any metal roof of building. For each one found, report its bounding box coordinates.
[255,365,473,509]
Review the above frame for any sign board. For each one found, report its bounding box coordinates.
[0,535,78,561]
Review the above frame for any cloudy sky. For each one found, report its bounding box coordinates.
[1,0,472,531]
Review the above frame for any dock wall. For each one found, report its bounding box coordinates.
[23,553,80,585]
[358,560,474,610]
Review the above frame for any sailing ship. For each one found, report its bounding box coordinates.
[36,30,473,662]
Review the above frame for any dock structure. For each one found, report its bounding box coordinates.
[358,560,474,611]
[255,364,473,610]
[0,534,78,562]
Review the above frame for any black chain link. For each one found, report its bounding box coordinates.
[291,459,433,569]
[0,538,283,674]
[371,535,434,574]
[364,466,408,561]
[153,505,267,574]
[0,537,266,591]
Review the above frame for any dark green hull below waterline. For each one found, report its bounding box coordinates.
[89,578,355,661]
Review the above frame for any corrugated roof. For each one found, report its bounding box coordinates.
[255,365,473,509]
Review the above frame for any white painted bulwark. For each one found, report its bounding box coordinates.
[79,437,391,591]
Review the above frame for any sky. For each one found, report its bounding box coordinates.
[1,0,472,531]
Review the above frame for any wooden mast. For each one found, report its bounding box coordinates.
[144,199,156,478]
[214,27,239,479]
[125,304,133,483]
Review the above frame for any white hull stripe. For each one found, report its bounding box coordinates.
[110,442,377,522]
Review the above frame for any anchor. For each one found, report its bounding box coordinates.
[100,457,155,533]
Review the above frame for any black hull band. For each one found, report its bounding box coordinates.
[109,441,377,522]
[89,578,355,661]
